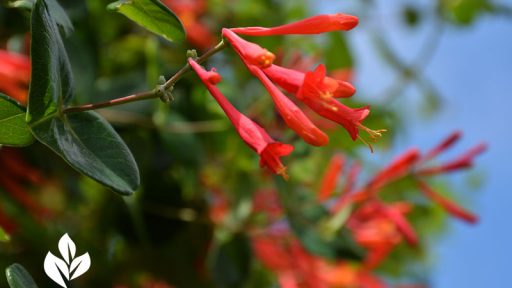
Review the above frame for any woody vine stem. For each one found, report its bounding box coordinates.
[62,40,227,114]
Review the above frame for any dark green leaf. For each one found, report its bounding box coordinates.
[10,0,73,35]
[27,0,74,124]
[46,0,74,36]
[5,264,38,288]
[107,0,185,43]
[31,111,140,195]
[0,94,34,147]
[0,227,9,242]
[28,0,140,195]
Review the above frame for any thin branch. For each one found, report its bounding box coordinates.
[62,40,227,114]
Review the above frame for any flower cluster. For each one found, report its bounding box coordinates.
[206,132,485,287]
[190,13,385,178]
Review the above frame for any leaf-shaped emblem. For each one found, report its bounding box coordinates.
[69,253,91,280]
[44,252,69,287]
[58,233,76,264]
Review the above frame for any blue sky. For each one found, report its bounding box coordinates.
[318,1,511,287]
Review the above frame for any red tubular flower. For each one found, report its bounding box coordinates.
[369,148,421,190]
[263,64,356,98]
[0,50,31,105]
[252,235,293,272]
[188,59,293,178]
[343,161,361,195]
[222,28,276,68]
[297,65,377,141]
[246,65,329,146]
[377,202,418,246]
[420,130,462,163]
[317,154,344,201]
[417,143,487,176]
[416,179,478,223]
[230,13,359,36]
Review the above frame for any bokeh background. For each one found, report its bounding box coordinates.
[0,0,509,287]
[316,0,511,286]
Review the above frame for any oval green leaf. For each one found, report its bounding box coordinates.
[107,0,186,43]
[5,264,38,288]
[27,0,74,124]
[31,111,140,195]
[28,0,140,195]
[0,94,34,147]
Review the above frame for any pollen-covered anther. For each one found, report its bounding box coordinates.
[358,123,387,141]
[277,167,289,181]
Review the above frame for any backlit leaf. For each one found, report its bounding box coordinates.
[107,0,185,43]
[0,94,34,147]
[5,264,39,288]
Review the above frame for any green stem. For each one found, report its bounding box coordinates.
[62,40,227,114]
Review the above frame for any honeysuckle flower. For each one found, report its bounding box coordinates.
[377,201,418,246]
[222,28,275,68]
[317,154,344,201]
[297,65,381,142]
[415,179,477,223]
[188,59,293,178]
[230,13,359,36]
[0,50,31,105]
[245,63,329,146]
[417,143,487,176]
[420,130,462,163]
[368,148,421,191]
[263,64,356,98]
[348,200,418,265]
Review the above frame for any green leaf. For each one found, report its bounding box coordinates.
[107,0,185,43]
[46,0,74,36]
[31,111,140,195]
[10,0,73,36]
[28,0,140,195]
[0,94,34,147]
[0,227,10,242]
[5,264,38,288]
[27,0,74,124]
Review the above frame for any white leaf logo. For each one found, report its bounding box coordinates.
[44,234,91,288]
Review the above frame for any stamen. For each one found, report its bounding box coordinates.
[358,135,374,153]
[278,167,289,181]
[357,123,387,141]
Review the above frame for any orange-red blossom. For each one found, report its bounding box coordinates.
[188,59,293,179]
